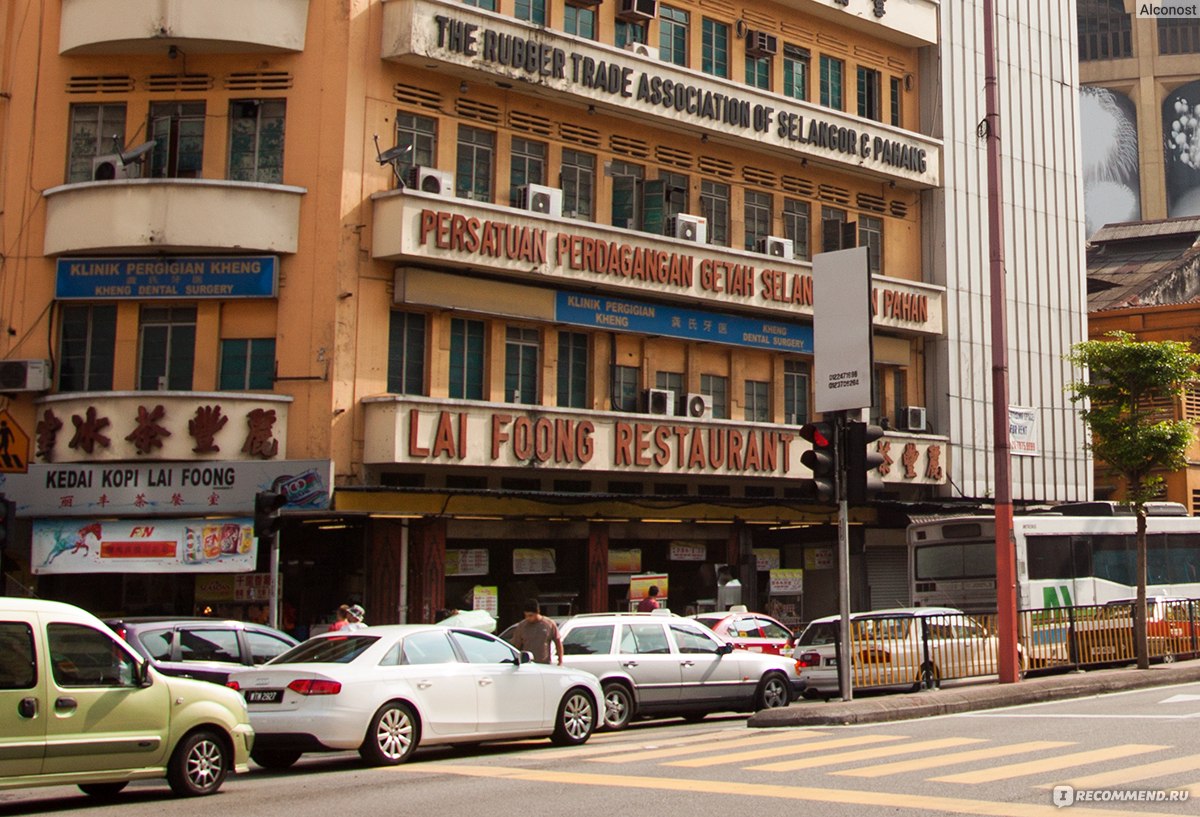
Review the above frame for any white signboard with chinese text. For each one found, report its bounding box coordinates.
[445,549,489,576]
[513,548,556,575]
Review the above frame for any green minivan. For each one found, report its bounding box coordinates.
[0,597,253,797]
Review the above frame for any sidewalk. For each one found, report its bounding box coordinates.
[749,660,1200,728]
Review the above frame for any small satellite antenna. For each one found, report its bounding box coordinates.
[119,140,156,164]
[374,134,412,188]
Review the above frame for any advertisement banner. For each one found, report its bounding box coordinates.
[669,542,707,561]
[769,568,805,595]
[33,518,257,574]
[513,548,556,575]
[56,256,278,300]
[471,585,499,617]
[445,549,489,576]
[1009,406,1040,457]
[608,548,643,573]
[805,548,835,571]
[813,247,873,413]
[754,548,781,571]
[630,573,669,602]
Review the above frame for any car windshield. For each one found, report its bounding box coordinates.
[797,621,838,647]
[272,635,378,664]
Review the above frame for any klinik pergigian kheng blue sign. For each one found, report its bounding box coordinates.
[812,246,872,413]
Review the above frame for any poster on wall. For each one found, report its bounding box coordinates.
[446,549,489,576]
[1009,406,1040,457]
[471,585,499,617]
[754,548,781,571]
[669,542,707,561]
[1080,86,1141,236]
[630,573,668,602]
[769,568,804,595]
[805,548,834,571]
[1165,80,1200,218]
[513,548,556,575]
[608,548,642,573]
[33,518,257,574]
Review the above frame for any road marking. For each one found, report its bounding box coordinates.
[1159,693,1200,704]
[833,740,1075,778]
[588,730,825,764]
[1038,753,1200,790]
[392,763,1187,817]
[663,734,907,768]
[931,744,1168,784]
[735,737,986,772]
[561,728,751,759]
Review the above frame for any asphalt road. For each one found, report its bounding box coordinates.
[5,684,1200,817]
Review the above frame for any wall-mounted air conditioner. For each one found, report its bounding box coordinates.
[0,359,51,392]
[91,154,133,180]
[644,388,675,415]
[624,42,659,60]
[746,31,779,58]
[407,166,454,195]
[901,406,927,432]
[518,183,564,217]
[758,236,794,259]
[680,392,713,419]
[669,214,707,244]
[616,0,658,22]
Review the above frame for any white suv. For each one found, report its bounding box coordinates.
[557,612,800,730]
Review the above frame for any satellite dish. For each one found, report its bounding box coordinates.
[119,140,157,164]
[373,134,411,188]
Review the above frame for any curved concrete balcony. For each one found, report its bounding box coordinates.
[59,0,311,55]
[43,179,306,255]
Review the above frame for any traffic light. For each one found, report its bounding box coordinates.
[845,421,886,504]
[799,422,839,503]
[253,491,286,540]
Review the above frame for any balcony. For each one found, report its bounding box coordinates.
[59,0,311,55]
[34,391,292,464]
[772,0,939,48]
[43,179,305,256]
[372,189,945,337]
[380,0,940,189]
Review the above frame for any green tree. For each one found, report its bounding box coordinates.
[1066,331,1200,669]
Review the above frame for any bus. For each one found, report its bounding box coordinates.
[908,502,1200,613]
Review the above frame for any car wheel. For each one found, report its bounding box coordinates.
[78,782,128,798]
[600,682,634,731]
[551,688,596,746]
[919,662,941,690]
[755,672,790,711]
[801,688,821,700]
[251,749,302,771]
[360,701,419,766]
[167,729,229,797]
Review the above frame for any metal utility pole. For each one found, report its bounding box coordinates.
[982,0,1019,683]
[834,412,853,702]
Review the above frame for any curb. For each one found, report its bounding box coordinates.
[748,662,1200,727]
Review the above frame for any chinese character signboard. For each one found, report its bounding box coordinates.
[33,518,257,574]
[513,548,556,575]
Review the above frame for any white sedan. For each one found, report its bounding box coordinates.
[227,625,601,769]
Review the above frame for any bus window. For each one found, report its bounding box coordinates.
[1092,534,1135,586]
[1026,535,1072,580]
[1165,534,1200,583]
[915,542,993,580]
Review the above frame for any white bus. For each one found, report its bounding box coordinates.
[908,503,1200,613]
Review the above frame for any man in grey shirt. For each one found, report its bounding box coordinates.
[510,599,563,665]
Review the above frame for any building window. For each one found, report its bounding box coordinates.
[228,99,285,183]
[744,189,773,251]
[784,360,810,425]
[561,149,595,220]
[510,137,547,206]
[700,180,730,246]
[702,19,729,78]
[612,364,639,412]
[1078,0,1132,61]
[564,5,596,39]
[557,331,588,408]
[395,112,437,185]
[783,199,811,260]
[783,45,809,101]
[148,102,204,179]
[449,318,485,400]
[505,327,540,404]
[655,371,684,399]
[660,5,689,67]
[388,311,426,395]
[660,171,689,223]
[615,21,646,49]
[890,77,903,127]
[859,215,883,274]
[821,206,847,252]
[219,339,275,390]
[68,103,126,183]
[58,305,116,391]
[456,125,494,202]
[1159,18,1200,55]
[745,380,769,422]
[462,0,496,8]
[745,55,771,91]
[892,368,909,429]
[820,56,844,110]
[514,0,546,24]
[609,160,645,229]
[857,66,882,121]
[700,374,728,419]
[138,307,196,391]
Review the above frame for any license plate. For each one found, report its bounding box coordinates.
[827,658,838,667]
[245,689,283,704]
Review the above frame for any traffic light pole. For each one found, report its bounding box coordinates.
[833,411,854,702]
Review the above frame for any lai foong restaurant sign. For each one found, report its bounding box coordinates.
[32,518,257,575]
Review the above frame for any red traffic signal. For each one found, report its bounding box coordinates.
[799,422,838,503]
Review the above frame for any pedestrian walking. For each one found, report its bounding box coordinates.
[509,599,563,665]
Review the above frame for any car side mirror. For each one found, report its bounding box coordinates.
[138,660,154,687]
[519,650,534,665]
[717,643,734,656]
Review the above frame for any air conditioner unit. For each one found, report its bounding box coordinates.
[0,359,51,392]
[669,214,707,244]
[901,406,927,432]
[518,183,563,218]
[91,154,132,181]
[746,31,779,58]
[616,0,658,22]
[758,236,794,259]
[644,388,675,416]
[624,42,659,60]
[680,392,713,419]
[407,165,454,195]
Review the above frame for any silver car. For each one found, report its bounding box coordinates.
[557,612,800,730]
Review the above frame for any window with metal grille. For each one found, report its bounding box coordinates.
[857,66,881,121]
[505,326,540,404]
[616,21,647,48]
[228,99,285,183]
[510,137,547,206]
[395,112,437,185]
[148,101,205,178]
[1159,17,1200,55]
[784,360,810,425]
[745,55,771,90]
[700,374,729,419]
[564,5,596,39]
[138,307,196,391]
[744,189,773,250]
[515,0,546,24]
[557,331,588,408]
[1077,0,1132,60]
[700,180,730,246]
[859,214,883,273]
[890,76,903,127]
[561,148,596,220]
[388,311,426,395]
[656,371,684,397]
[820,55,844,110]
[660,5,689,67]
[784,45,809,101]
[783,198,811,260]
[745,380,770,422]
[612,365,640,412]
[68,103,126,182]
[821,206,847,252]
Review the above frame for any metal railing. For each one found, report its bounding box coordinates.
[1020,599,1200,672]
